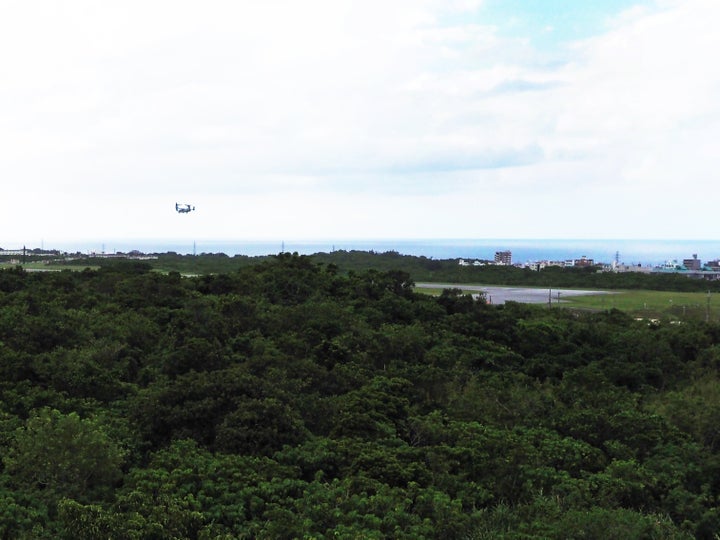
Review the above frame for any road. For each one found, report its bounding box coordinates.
[414,283,612,305]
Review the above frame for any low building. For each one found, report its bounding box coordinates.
[612,263,654,274]
[683,254,702,271]
[525,260,566,271]
[657,260,682,271]
[574,256,595,267]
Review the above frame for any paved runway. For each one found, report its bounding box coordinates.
[414,283,612,305]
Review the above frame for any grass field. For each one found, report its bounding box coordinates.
[0,262,99,271]
[563,289,719,322]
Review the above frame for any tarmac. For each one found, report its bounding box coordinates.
[414,283,612,305]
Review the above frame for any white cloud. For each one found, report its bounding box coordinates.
[1,0,719,244]
[549,0,720,201]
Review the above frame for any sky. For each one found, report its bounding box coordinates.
[1,0,719,246]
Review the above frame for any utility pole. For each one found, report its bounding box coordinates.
[707,290,711,323]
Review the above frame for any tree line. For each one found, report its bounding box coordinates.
[49,249,720,292]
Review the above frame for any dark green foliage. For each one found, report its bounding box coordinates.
[4,408,125,506]
[0,256,717,537]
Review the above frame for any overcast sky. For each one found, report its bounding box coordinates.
[2,0,718,246]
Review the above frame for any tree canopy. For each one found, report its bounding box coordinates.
[0,256,718,537]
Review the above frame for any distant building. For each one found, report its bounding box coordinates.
[612,263,653,274]
[683,254,702,271]
[494,251,512,265]
[526,260,565,271]
[458,258,489,267]
[657,260,682,271]
[574,256,595,267]
[564,256,595,267]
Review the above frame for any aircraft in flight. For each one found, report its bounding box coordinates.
[175,203,195,214]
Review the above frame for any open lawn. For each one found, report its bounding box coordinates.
[0,262,100,271]
[563,289,719,321]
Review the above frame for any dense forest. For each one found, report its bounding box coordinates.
[2,255,720,538]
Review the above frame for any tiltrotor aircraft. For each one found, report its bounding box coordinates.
[175,203,195,214]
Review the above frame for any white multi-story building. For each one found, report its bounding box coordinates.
[494,251,512,265]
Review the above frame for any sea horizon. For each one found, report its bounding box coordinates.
[7,238,720,267]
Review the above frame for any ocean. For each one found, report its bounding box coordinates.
[41,238,720,267]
